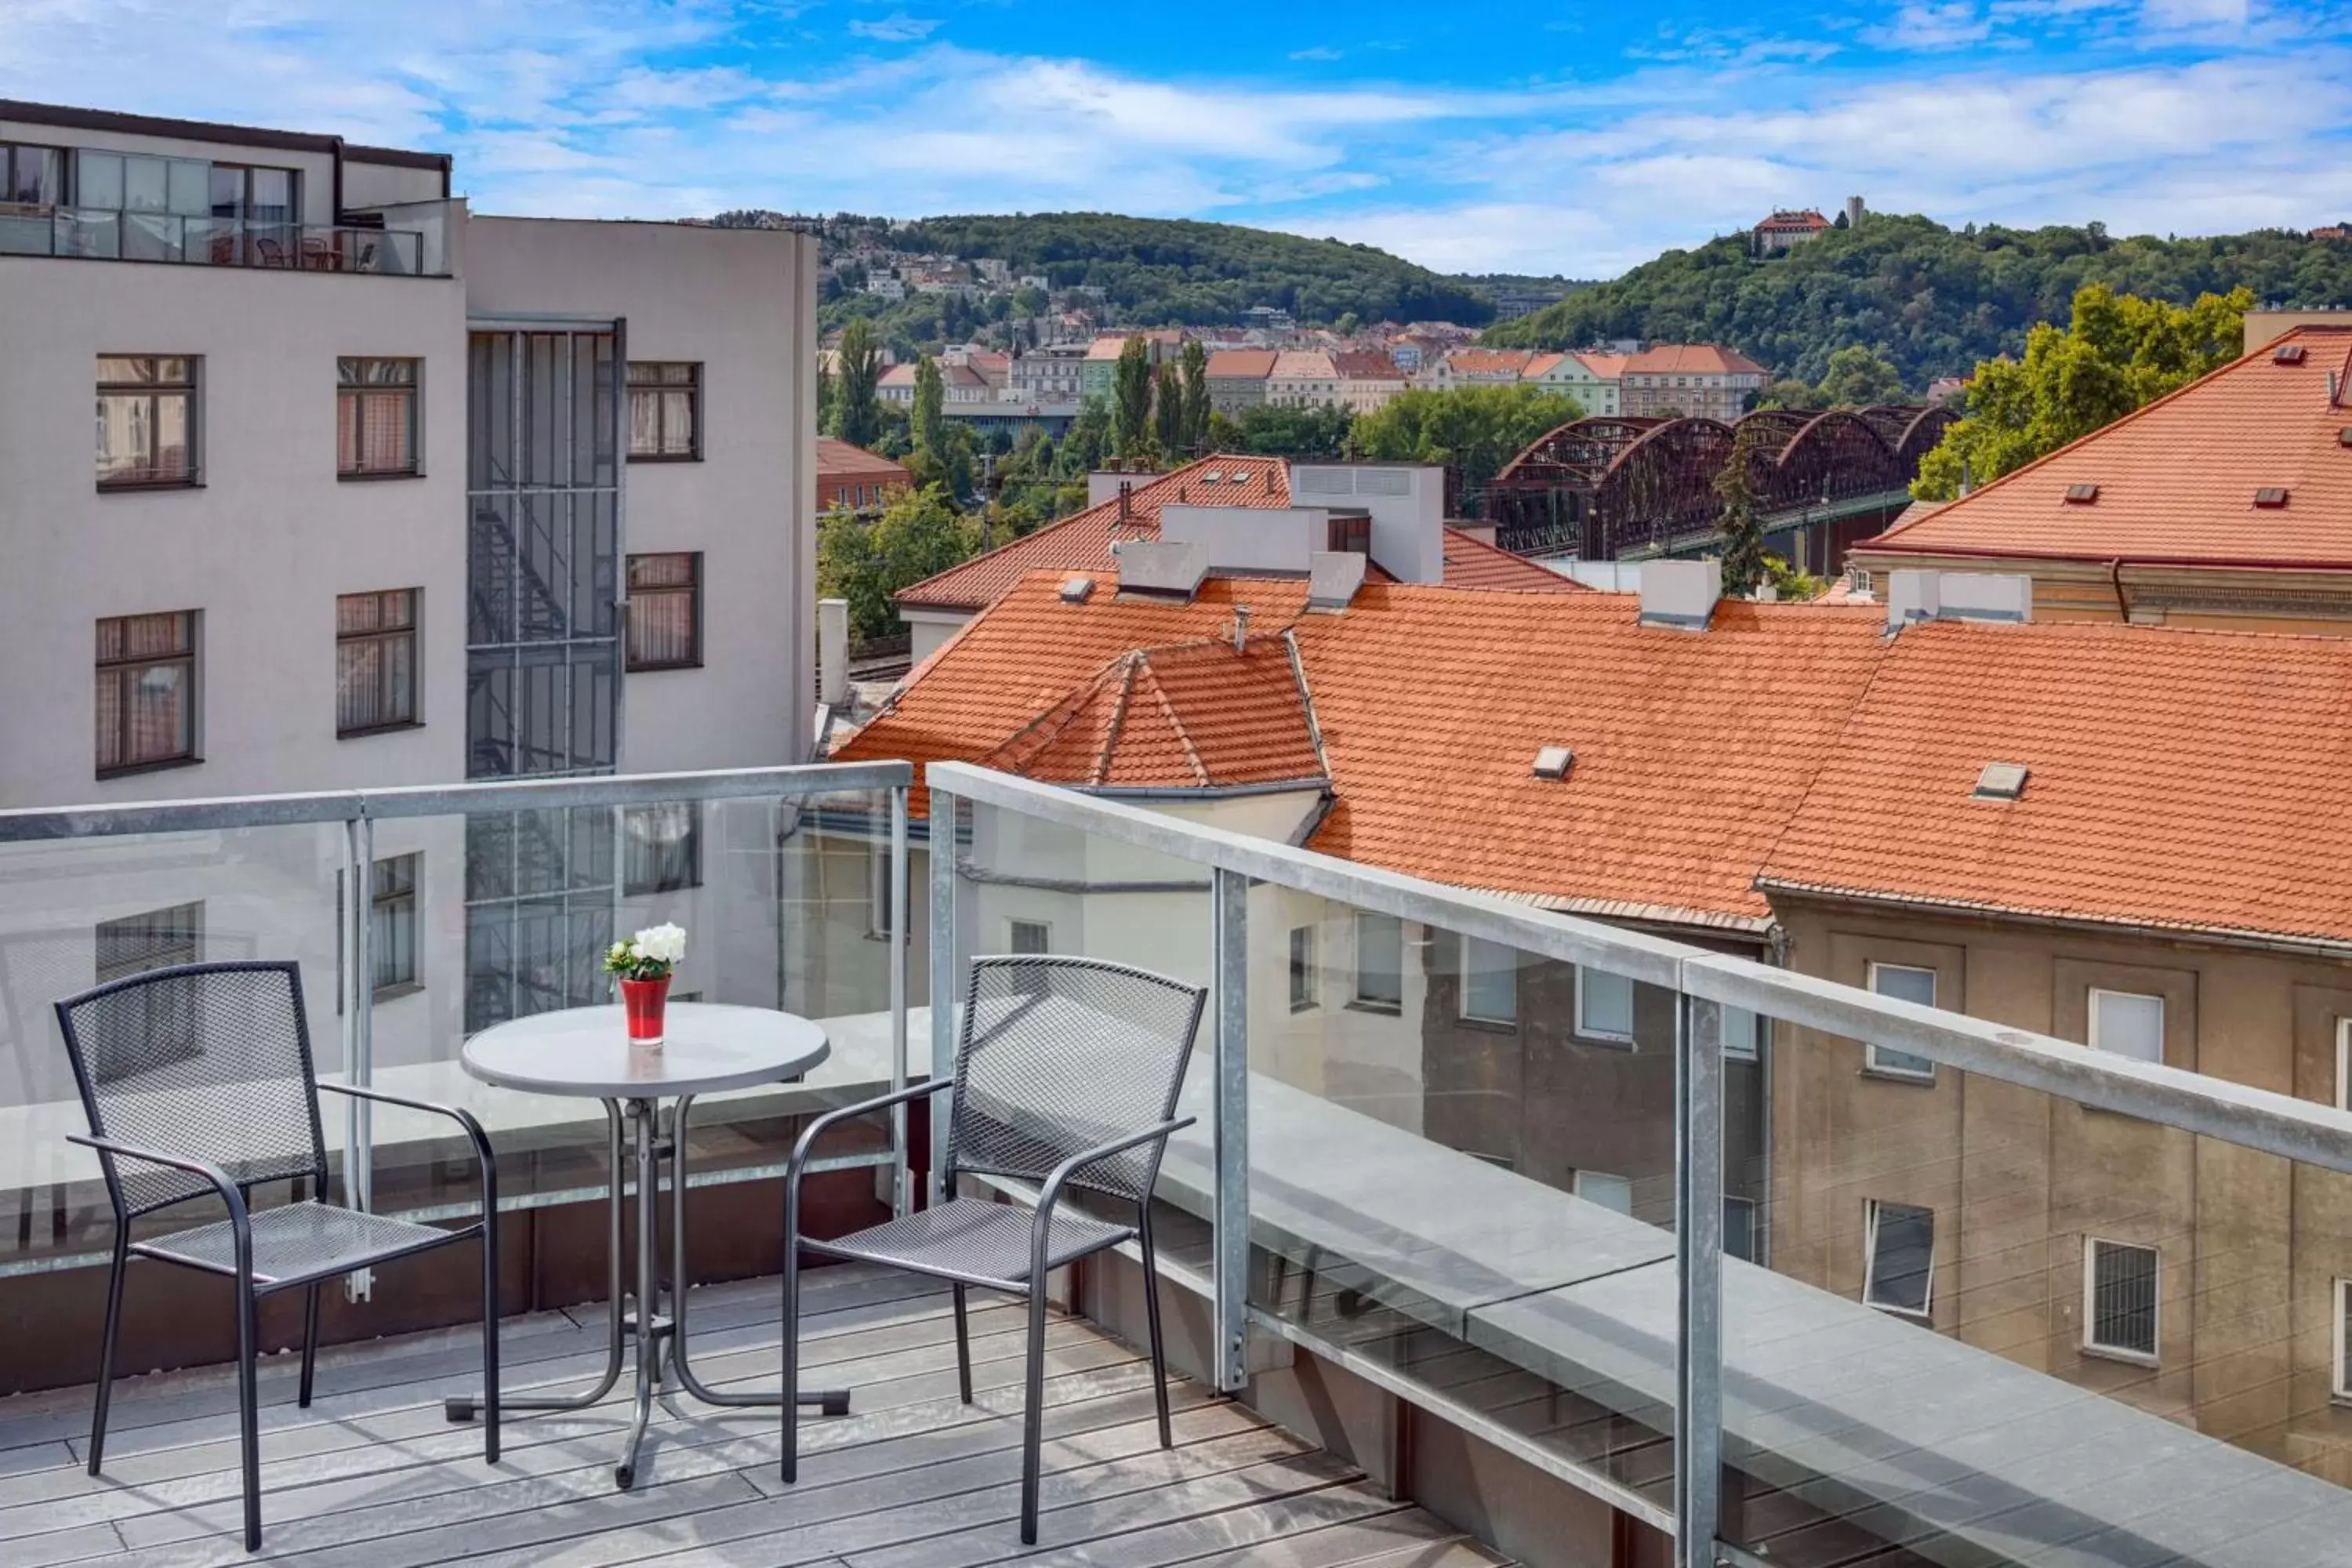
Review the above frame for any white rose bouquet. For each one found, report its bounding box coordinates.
[604,923,687,982]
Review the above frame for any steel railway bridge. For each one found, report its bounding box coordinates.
[1485,405,1958,577]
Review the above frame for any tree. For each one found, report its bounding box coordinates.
[815,484,983,641]
[1235,403,1352,459]
[833,318,884,448]
[1814,344,1905,407]
[1831,209,1849,230]
[1715,420,1768,597]
[1913,283,2250,500]
[910,354,947,466]
[1334,310,1361,336]
[1179,339,1211,453]
[1758,377,1821,411]
[1203,408,1247,452]
[1113,335,1154,459]
[1350,383,1585,516]
[1152,361,1185,456]
[815,354,834,436]
[1058,397,1112,476]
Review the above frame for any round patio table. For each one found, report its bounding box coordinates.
[446,1003,840,1489]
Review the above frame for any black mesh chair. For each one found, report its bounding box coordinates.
[53,960,501,1552]
[781,955,1205,1544]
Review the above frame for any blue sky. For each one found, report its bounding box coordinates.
[5,0,2349,276]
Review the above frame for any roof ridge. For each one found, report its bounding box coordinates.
[1092,653,1144,786]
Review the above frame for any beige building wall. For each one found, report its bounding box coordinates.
[1852,552,2352,634]
[1768,894,2352,1479]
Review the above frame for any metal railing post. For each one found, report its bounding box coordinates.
[1676,992,1725,1568]
[887,784,911,1217]
[345,812,376,1301]
[1211,866,1250,1392]
[927,786,960,1207]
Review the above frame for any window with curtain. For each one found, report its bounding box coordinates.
[96,611,197,775]
[338,358,419,476]
[625,553,702,670]
[96,356,198,487]
[626,361,702,459]
[92,901,205,1081]
[336,589,419,735]
[622,802,702,894]
[1352,912,1403,1012]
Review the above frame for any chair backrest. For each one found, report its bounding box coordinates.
[945,956,1207,1205]
[53,960,328,1220]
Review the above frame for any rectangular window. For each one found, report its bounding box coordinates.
[1725,1196,1759,1262]
[1009,919,1051,955]
[336,589,419,736]
[1460,934,1519,1025]
[338,853,419,1003]
[1865,962,1938,1080]
[96,355,198,487]
[626,361,702,459]
[622,802,702,895]
[2089,989,2165,1065]
[96,611,197,775]
[1723,1003,1763,1061]
[2084,1238,2159,1361]
[626,553,702,671]
[1863,1200,1934,1317]
[1352,912,1403,1012]
[1573,1170,1635,1215]
[867,835,896,938]
[1576,966,1635,1043]
[2338,1019,2352,1112]
[92,901,205,1081]
[337,358,419,477]
[1288,924,1319,1013]
[2336,1279,2352,1400]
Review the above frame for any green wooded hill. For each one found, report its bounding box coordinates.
[892,212,1494,326]
[1482,215,2352,388]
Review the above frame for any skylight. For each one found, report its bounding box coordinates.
[2063,484,2100,504]
[2254,487,2290,508]
[1973,762,2030,801]
[1532,745,1575,781]
[1059,575,1096,604]
[2275,343,2308,365]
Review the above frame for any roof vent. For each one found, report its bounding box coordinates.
[2255,486,2290,508]
[2339,427,2352,448]
[1059,575,1096,604]
[1116,542,1209,601]
[1639,557,1722,630]
[1532,745,1575,781]
[2063,483,2100,504]
[1306,550,1369,612]
[2275,343,2308,365]
[1973,761,2030,801]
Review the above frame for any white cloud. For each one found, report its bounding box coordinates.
[1871,2,1996,49]
[848,13,942,42]
[1289,45,1344,62]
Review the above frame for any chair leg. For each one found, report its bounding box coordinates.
[952,1283,974,1404]
[298,1283,321,1408]
[1019,1278,1048,1546]
[236,1280,263,1552]
[88,1233,129,1475]
[481,1222,502,1465]
[1138,1213,1173,1449]
[780,1208,801,1484]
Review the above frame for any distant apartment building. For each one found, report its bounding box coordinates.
[0,99,818,1065]
[1267,348,1342,408]
[816,437,909,513]
[1331,349,1407,413]
[1204,349,1279,413]
[1523,351,1622,416]
[1617,344,1769,422]
[878,359,991,405]
[1007,343,1086,405]
[1419,347,1534,390]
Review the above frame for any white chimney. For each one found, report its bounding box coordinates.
[1087,470,1132,510]
[1306,550,1369,612]
[817,597,849,709]
[1639,558,1722,630]
[1887,568,2031,630]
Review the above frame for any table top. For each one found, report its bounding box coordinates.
[459,1003,830,1099]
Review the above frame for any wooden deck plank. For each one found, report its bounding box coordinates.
[3,1261,1494,1568]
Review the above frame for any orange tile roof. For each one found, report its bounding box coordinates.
[1758,209,1830,231]
[1440,349,1535,377]
[1573,352,1632,379]
[1270,349,1338,379]
[1762,619,2352,948]
[1439,529,1588,592]
[1332,349,1403,381]
[1853,325,2352,571]
[1521,352,1566,379]
[1205,350,1278,379]
[1622,344,1769,378]
[895,456,1294,612]
[815,437,909,480]
[979,639,1324,789]
[842,576,1888,927]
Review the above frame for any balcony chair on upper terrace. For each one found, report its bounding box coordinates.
[779,955,1205,1544]
[53,960,501,1552]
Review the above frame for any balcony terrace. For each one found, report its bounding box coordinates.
[0,209,432,274]
[3,760,2351,1566]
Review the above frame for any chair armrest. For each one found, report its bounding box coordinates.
[1030,1117,1197,1277]
[318,1082,498,1218]
[67,1134,252,1260]
[786,1080,952,1190]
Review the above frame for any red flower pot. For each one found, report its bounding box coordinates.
[619,975,671,1046]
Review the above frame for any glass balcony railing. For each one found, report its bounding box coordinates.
[924,759,2352,1568]
[0,205,431,274]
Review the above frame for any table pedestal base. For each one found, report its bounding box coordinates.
[446,1096,850,1489]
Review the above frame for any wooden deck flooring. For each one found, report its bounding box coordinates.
[0,1263,1510,1568]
